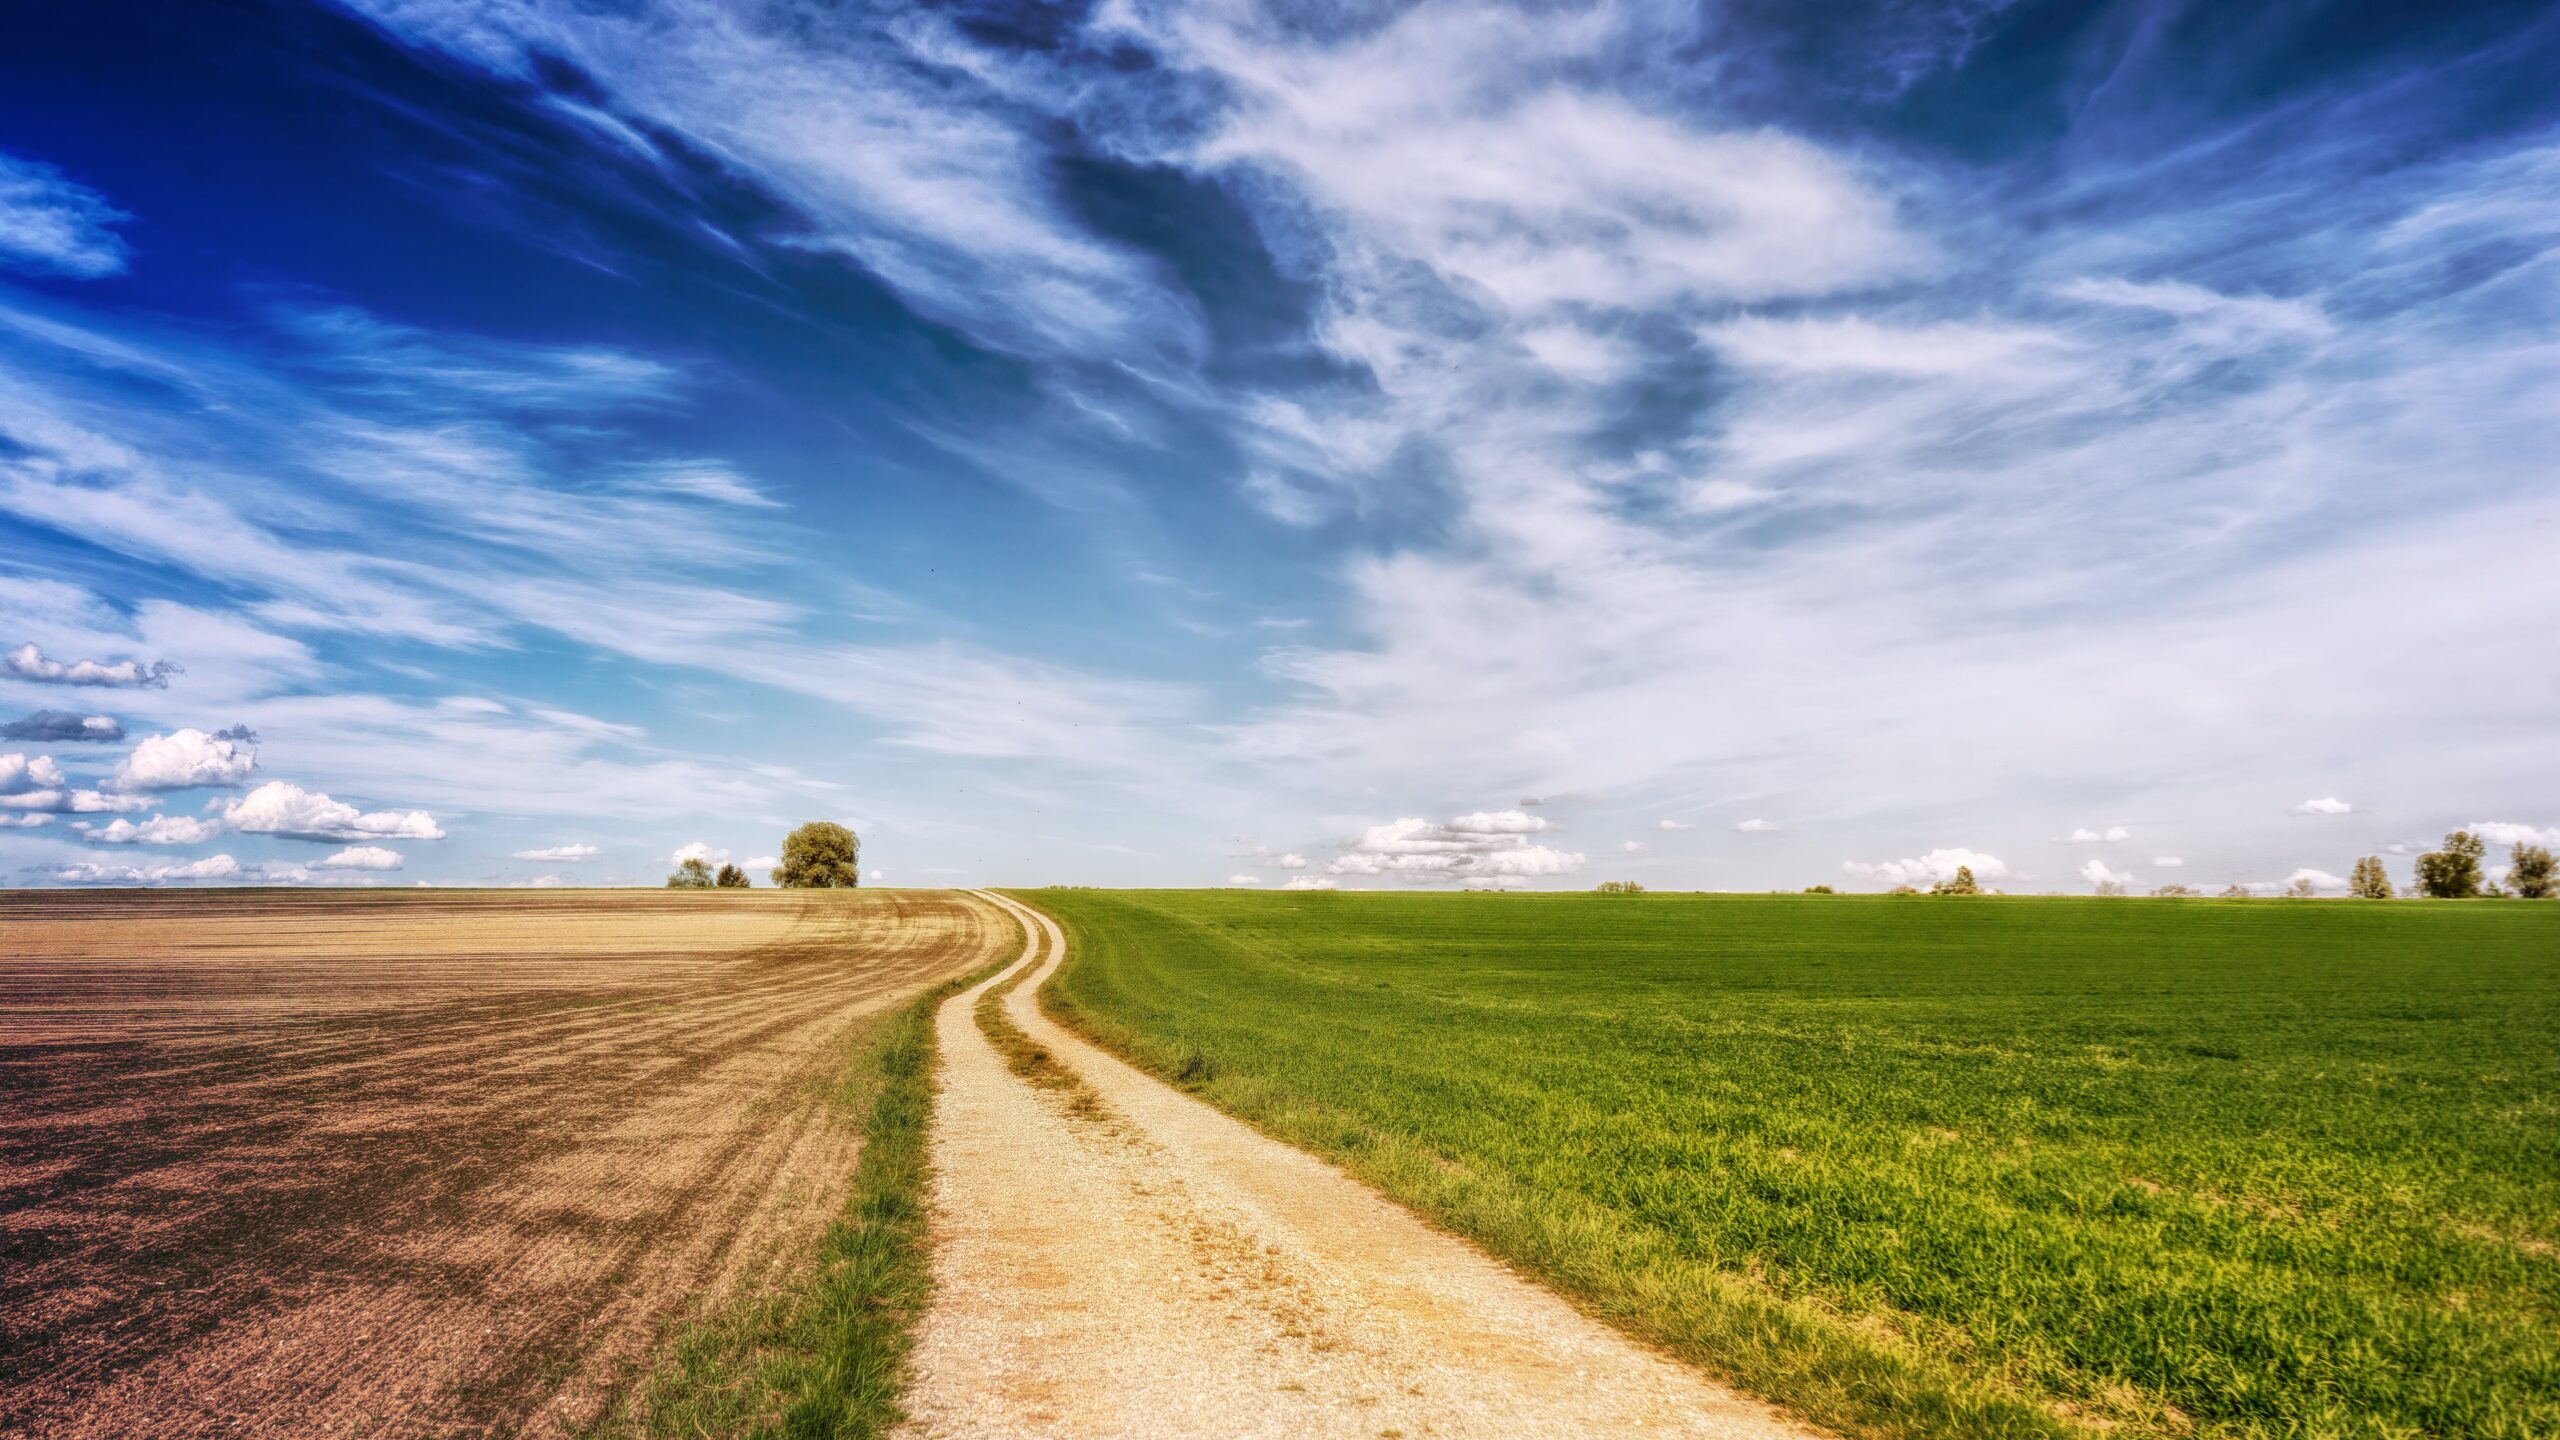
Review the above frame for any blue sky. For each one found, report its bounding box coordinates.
[2,0,2555,892]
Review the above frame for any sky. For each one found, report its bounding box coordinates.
[1,0,2555,893]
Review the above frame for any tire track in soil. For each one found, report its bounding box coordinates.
[898,891,1826,1440]
[0,887,1005,1439]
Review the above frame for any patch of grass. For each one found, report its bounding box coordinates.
[585,948,1014,1440]
[1025,890,2560,1440]
[976,958,1110,1121]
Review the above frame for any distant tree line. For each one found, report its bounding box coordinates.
[666,821,863,890]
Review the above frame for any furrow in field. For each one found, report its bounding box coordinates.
[0,888,1003,1440]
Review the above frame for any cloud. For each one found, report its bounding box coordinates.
[1281,875,1337,890]
[315,845,405,871]
[1659,819,1697,831]
[2283,867,2348,893]
[1275,852,1308,870]
[221,781,446,842]
[1227,873,1262,884]
[0,752,66,794]
[1443,809,1548,835]
[341,0,1178,359]
[0,152,131,278]
[745,855,779,871]
[2079,858,2135,889]
[72,813,225,846]
[1732,818,1778,834]
[2470,821,2560,848]
[1620,840,1645,852]
[2061,825,2131,844]
[109,726,258,792]
[1173,13,1921,316]
[49,853,244,885]
[0,751,147,815]
[670,841,729,867]
[510,843,600,862]
[0,710,124,743]
[516,874,566,888]
[2152,856,2185,868]
[4,641,176,688]
[1326,812,1585,886]
[626,461,783,509]
[1843,848,2010,888]
[0,813,49,828]
[2290,797,2353,816]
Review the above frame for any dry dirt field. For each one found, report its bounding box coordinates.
[0,887,1004,1440]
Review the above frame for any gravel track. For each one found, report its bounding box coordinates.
[900,889,1824,1440]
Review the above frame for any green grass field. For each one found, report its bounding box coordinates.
[1028,890,2560,1440]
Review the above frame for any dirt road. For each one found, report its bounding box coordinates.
[0,887,1003,1439]
[900,890,1821,1439]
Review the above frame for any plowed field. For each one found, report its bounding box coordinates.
[0,887,1004,1439]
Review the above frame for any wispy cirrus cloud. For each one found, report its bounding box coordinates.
[0,152,130,278]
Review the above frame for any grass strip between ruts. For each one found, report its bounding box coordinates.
[583,928,1019,1440]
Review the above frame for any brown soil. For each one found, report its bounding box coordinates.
[0,887,1003,1440]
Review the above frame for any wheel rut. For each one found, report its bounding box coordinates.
[900,890,1824,1440]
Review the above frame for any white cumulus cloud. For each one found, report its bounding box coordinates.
[1326,812,1584,886]
[2291,797,2353,816]
[1842,848,2011,888]
[2079,858,2136,889]
[1281,875,1337,890]
[73,813,225,846]
[2062,825,2131,844]
[50,853,243,885]
[1275,852,1308,869]
[1658,819,1697,831]
[510,843,600,862]
[0,752,66,794]
[671,840,728,866]
[2470,821,2560,848]
[221,781,446,842]
[1732,818,1778,833]
[110,727,258,792]
[1227,873,1262,885]
[316,845,404,871]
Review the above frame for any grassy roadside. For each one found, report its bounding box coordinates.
[584,931,1020,1440]
[1021,888,2560,1440]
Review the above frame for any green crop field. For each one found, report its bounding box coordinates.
[1026,890,2560,1440]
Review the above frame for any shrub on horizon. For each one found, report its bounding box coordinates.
[666,856,714,889]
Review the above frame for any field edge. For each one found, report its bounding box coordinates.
[581,899,1022,1440]
[1009,888,2100,1440]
